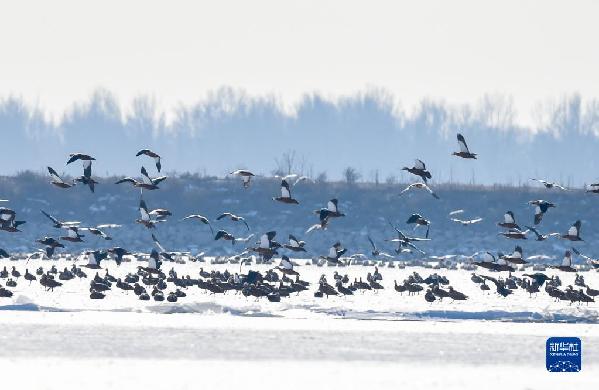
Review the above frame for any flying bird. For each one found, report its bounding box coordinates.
[59,226,85,242]
[47,167,74,188]
[452,133,477,159]
[272,179,299,204]
[561,220,582,241]
[135,198,162,229]
[320,242,347,264]
[528,200,555,225]
[181,214,213,234]
[284,234,306,252]
[451,217,483,226]
[136,149,162,172]
[66,153,95,165]
[406,213,431,238]
[74,160,98,193]
[497,211,520,230]
[216,212,250,230]
[550,250,577,272]
[40,210,81,229]
[230,170,255,188]
[525,226,560,241]
[530,178,566,190]
[399,182,439,199]
[402,159,432,183]
[214,229,236,245]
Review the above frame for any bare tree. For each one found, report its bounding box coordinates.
[316,171,328,183]
[369,169,380,186]
[274,150,297,176]
[385,175,397,185]
[343,166,361,185]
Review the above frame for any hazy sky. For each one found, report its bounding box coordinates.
[1,0,598,126]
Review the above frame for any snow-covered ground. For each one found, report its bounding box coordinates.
[1,258,598,389]
[1,258,598,322]
[0,312,597,389]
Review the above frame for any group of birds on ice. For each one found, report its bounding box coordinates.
[0,134,598,306]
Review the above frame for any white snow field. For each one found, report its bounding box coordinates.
[1,257,598,389]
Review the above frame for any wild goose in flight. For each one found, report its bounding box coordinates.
[230,170,255,188]
[367,236,394,259]
[452,133,477,159]
[320,242,347,264]
[399,182,439,199]
[550,250,577,272]
[273,179,299,204]
[81,250,108,269]
[313,199,345,218]
[136,149,162,172]
[284,234,306,252]
[74,160,98,193]
[107,247,130,265]
[276,255,299,276]
[40,210,81,229]
[386,221,429,255]
[214,229,236,244]
[181,214,214,234]
[115,167,162,192]
[60,226,85,242]
[141,166,167,186]
[451,217,483,226]
[499,228,528,240]
[249,231,280,259]
[36,237,65,249]
[561,220,582,241]
[402,159,432,183]
[530,178,566,190]
[306,209,332,233]
[525,226,560,241]
[135,199,162,229]
[497,211,520,230]
[47,167,74,188]
[528,200,555,225]
[502,246,527,264]
[406,213,431,238]
[586,183,599,194]
[571,247,599,269]
[138,250,162,273]
[149,208,172,221]
[151,234,176,262]
[0,208,25,232]
[79,227,112,240]
[66,153,95,165]
[216,212,250,230]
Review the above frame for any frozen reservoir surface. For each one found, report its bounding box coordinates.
[0,312,597,390]
[0,259,598,389]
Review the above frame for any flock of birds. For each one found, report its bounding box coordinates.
[0,134,598,307]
